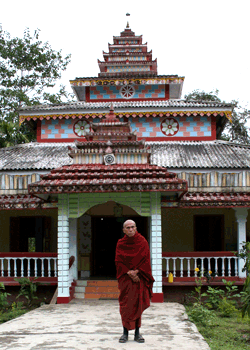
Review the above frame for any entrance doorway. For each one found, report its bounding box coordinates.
[91,216,149,277]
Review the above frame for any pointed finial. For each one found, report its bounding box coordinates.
[126,13,130,28]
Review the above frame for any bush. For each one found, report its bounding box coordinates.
[0,283,10,308]
[218,298,237,317]
[188,302,216,326]
[14,278,38,305]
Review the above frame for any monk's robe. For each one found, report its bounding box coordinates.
[115,231,154,330]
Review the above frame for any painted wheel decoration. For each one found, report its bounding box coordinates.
[161,118,179,136]
[73,120,90,137]
[104,154,116,165]
[120,84,135,99]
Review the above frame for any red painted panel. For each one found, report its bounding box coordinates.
[151,293,164,302]
[57,296,70,304]
[85,87,90,102]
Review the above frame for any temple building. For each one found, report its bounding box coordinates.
[0,23,250,303]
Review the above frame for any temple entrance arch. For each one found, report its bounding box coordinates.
[78,201,149,278]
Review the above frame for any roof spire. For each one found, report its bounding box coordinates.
[126,13,130,28]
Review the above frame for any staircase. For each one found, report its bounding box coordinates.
[74,280,119,299]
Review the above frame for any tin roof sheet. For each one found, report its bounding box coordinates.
[19,100,233,114]
[0,140,250,171]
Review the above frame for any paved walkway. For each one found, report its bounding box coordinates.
[0,300,210,350]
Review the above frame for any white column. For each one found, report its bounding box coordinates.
[234,208,249,278]
[58,195,70,301]
[150,192,162,296]
[69,218,78,283]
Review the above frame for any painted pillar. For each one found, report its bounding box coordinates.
[150,192,163,302]
[234,208,249,278]
[57,195,70,303]
[69,218,78,282]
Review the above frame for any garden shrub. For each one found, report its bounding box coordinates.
[188,302,216,326]
[218,297,237,317]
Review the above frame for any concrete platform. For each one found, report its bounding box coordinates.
[0,300,210,350]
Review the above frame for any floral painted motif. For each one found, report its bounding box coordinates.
[161,118,179,136]
[73,120,90,137]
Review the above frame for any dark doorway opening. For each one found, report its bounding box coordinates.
[194,215,224,252]
[10,216,51,252]
[91,216,149,278]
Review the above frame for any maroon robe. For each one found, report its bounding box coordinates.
[115,231,154,330]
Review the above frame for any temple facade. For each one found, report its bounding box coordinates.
[0,23,250,303]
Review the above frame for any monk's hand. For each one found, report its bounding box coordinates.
[132,275,140,283]
[127,270,138,278]
[127,270,140,282]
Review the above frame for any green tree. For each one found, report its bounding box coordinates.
[0,26,74,147]
[184,89,250,144]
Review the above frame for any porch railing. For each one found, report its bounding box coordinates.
[0,253,58,278]
[162,252,239,279]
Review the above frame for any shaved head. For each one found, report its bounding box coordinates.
[123,220,137,237]
[123,220,136,228]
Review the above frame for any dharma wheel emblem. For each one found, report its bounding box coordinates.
[73,120,90,137]
[104,153,116,165]
[161,118,179,136]
[120,84,135,99]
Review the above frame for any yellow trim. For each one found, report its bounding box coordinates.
[69,77,185,86]
[19,110,232,124]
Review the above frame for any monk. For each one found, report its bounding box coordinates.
[115,219,154,343]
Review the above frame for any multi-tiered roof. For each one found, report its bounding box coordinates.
[98,23,157,77]
[29,107,187,199]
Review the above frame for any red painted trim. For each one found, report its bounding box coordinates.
[57,296,70,304]
[211,116,216,139]
[37,120,42,142]
[85,87,90,102]
[151,293,164,303]
[69,280,76,302]
[178,205,250,209]
[163,280,245,287]
[162,251,237,258]
[0,277,57,286]
[0,252,57,258]
[165,84,169,100]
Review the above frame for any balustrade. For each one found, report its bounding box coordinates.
[162,252,239,279]
[0,253,57,278]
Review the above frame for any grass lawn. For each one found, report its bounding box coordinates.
[187,308,250,350]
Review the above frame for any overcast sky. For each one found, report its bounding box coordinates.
[1,0,250,109]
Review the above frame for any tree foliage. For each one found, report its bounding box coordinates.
[184,89,250,144]
[0,26,74,147]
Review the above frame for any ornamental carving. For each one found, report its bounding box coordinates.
[161,118,179,136]
[73,120,90,137]
[120,84,135,99]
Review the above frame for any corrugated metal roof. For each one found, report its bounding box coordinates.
[149,140,250,169]
[0,140,250,171]
[0,143,73,170]
[19,100,233,113]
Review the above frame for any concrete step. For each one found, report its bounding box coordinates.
[76,280,88,287]
[74,280,119,300]
[75,286,86,293]
[74,292,85,299]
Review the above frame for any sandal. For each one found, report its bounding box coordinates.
[134,334,145,343]
[119,334,128,343]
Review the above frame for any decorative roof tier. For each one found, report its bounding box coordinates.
[28,163,187,198]
[29,105,188,199]
[68,106,151,165]
[98,23,157,77]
